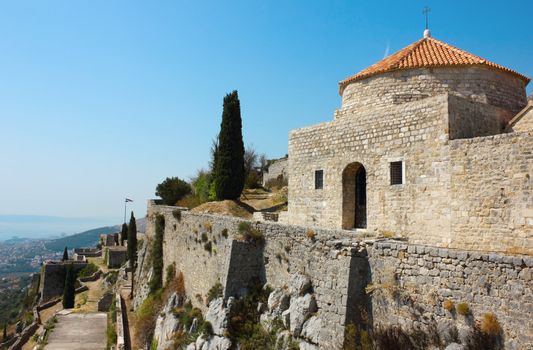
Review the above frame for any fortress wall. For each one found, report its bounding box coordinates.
[449,132,533,255]
[39,261,87,302]
[340,67,527,117]
[262,158,288,186]
[369,241,533,350]
[138,204,533,349]
[288,95,454,246]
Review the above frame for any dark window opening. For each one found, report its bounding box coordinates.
[315,170,324,189]
[390,161,403,185]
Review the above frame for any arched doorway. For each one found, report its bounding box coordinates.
[342,163,367,229]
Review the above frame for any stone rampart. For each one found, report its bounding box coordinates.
[135,203,533,348]
[39,261,87,302]
[369,241,533,349]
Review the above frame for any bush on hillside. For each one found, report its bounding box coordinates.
[156,177,192,206]
[78,262,98,278]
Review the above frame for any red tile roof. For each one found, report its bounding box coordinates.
[339,36,530,95]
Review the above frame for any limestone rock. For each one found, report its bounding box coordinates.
[205,297,229,336]
[154,293,181,350]
[300,316,321,344]
[299,341,318,350]
[289,273,312,296]
[281,309,291,329]
[275,330,292,350]
[196,335,231,350]
[186,343,196,350]
[288,294,318,337]
[445,343,465,350]
[267,288,290,315]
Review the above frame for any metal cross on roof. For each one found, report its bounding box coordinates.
[423,6,431,30]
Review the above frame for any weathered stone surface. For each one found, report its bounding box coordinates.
[288,294,318,337]
[267,288,290,315]
[445,343,465,350]
[154,292,181,350]
[299,341,319,350]
[289,273,312,296]
[205,297,229,336]
[300,316,321,344]
[190,335,231,350]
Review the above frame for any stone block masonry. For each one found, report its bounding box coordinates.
[134,202,533,349]
[39,261,87,302]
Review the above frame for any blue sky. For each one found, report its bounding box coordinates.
[0,0,531,236]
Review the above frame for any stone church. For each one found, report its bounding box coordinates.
[286,30,533,254]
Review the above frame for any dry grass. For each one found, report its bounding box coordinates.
[442,300,455,312]
[456,303,470,316]
[190,200,253,219]
[480,313,501,335]
[306,229,316,241]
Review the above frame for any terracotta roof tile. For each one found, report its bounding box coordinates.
[339,37,530,95]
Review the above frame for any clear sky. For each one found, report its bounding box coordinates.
[0,0,531,235]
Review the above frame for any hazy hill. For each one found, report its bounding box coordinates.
[44,226,119,251]
[43,217,146,251]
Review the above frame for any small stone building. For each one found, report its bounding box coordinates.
[288,31,533,253]
[262,157,289,187]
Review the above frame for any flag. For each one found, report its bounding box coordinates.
[125,198,133,203]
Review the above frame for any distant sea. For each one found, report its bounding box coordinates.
[0,215,117,241]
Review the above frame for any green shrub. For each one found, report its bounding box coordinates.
[106,297,117,350]
[237,222,263,242]
[221,229,228,239]
[165,263,176,285]
[207,283,223,305]
[226,281,275,350]
[156,177,192,205]
[172,210,182,221]
[201,233,208,243]
[78,262,98,278]
[136,292,163,347]
[204,241,212,253]
[456,303,470,316]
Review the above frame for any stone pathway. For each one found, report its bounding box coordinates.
[44,311,107,350]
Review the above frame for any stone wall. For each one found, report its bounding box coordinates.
[449,132,533,254]
[134,202,263,312]
[106,247,127,268]
[368,241,533,350]
[39,261,87,302]
[263,157,288,186]
[135,204,533,349]
[340,67,527,116]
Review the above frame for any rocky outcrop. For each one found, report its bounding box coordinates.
[205,297,230,336]
[153,293,182,350]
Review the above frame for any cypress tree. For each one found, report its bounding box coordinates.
[213,90,245,200]
[120,223,128,246]
[3,324,7,341]
[127,212,137,269]
[149,214,165,293]
[62,247,68,261]
[62,264,75,309]
[127,212,138,299]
